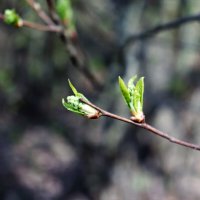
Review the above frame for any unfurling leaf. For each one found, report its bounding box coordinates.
[128,75,137,94]
[62,80,99,118]
[134,77,144,112]
[138,77,144,109]
[118,76,131,108]
[68,79,88,101]
[62,96,84,115]
[133,89,141,114]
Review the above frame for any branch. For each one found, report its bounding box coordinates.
[81,99,200,151]
[123,13,200,48]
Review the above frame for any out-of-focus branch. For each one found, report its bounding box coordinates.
[123,13,200,48]
[46,0,103,90]
[81,99,200,151]
[26,0,54,25]
[2,1,103,90]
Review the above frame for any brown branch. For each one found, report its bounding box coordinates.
[123,13,200,48]
[81,99,200,151]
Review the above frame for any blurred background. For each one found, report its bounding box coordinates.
[1,0,200,199]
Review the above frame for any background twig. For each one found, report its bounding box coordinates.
[123,13,200,48]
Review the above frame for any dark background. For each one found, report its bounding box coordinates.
[1,0,200,200]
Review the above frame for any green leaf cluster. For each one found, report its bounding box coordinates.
[118,75,144,118]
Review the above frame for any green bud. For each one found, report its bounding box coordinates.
[4,9,21,26]
[62,96,99,118]
[62,80,101,118]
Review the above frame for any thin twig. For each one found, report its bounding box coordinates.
[26,0,54,25]
[81,99,200,151]
[123,13,200,48]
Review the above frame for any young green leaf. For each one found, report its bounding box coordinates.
[131,77,144,113]
[132,89,141,113]
[118,76,131,107]
[135,77,144,110]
